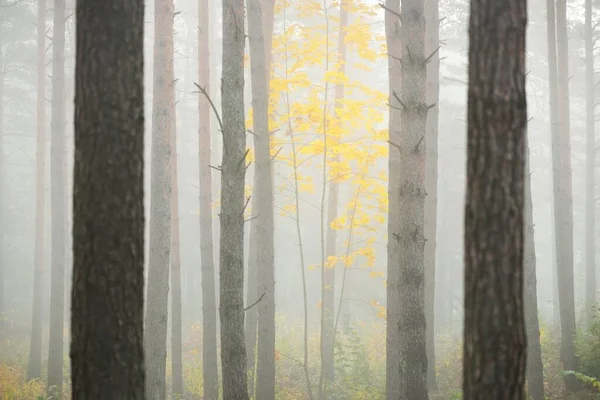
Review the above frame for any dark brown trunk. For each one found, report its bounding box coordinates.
[47,0,67,395]
[70,0,145,397]
[198,0,219,398]
[463,0,527,397]
[145,0,174,397]
[219,0,249,398]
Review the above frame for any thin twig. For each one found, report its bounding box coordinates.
[244,292,265,311]
[193,82,223,131]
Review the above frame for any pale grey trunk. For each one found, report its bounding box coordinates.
[145,0,174,397]
[554,0,579,389]
[27,0,46,381]
[424,0,439,390]
[198,1,219,398]
[0,14,4,334]
[585,0,596,324]
[524,147,545,400]
[219,0,249,398]
[47,0,67,395]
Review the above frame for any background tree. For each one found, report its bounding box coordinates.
[70,0,145,397]
[463,0,527,397]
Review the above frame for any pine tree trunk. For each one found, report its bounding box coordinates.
[0,13,4,338]
[70,0,145,397]
[424,0,439,390]
[219,0,249,398]
[585,0,596,324]
[145,0,174,397]
[170,84,184,398]
[47,0,67,395]
[463,0,527,397]
[198,1,219,398]
[554,0,579,390]
[27,0,46,381]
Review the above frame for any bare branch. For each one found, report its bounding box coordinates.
[193,82,223,132]
[244,292,265,311]
[378,2,401,20]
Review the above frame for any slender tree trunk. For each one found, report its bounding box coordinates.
[171,84,184,398]
[554,0,579,390]
[219,0,249,398]
[145,0,174,397]
[524,145,544,400]
[585,0,596,324]
[321,5,348,393]
[70,0,145,397]
[463,0,528,397]
[424,0,439,390]
[384,0,403,397]
[27,0,46,381]
[0,31,3,336]
[198,1,219,397]
[47,0,67,395]
[246,0,275,398]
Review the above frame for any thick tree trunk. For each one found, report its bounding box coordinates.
[585,0,596,324]
[47,0,67,395]
[198,1,219,398]
[219,0,249,398]
[145,0,174,397]
[424,0,439,390]
[27,0,46,381]
[171,85,183,398]
[246,0,275,398]
[524,147,545,400]
[384,1,403,398]
[554,0,579,390]
[70,0,145,397]
[463,0,528,397]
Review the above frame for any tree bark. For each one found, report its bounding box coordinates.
[384,1,403,398]
[585,0,596,325]
[145,0,174,397]
[198,0,219,398]
[27,0,46,381]
[219,0,249,398]
[463,0,528,397]
[424,0,439,390]
[170,83,183,398]
[70,0,145,397]
[47,0,67,395]
[554,0,579,390]
[524,145,544,400]
[246,0,275,398]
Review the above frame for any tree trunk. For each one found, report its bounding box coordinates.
[219,0,249,398]
[384,1,403,397]
[145,0,174,397]
[171,83,184,398]
[198,0,219,398]
[0,17,4,337]
[463,0,527,397]
[424,0,439,390]
[27,0,46,381]
[554,0,579,390]
[246,0,275,398]
[47,0,67,395]
[585,0,596,325]
[70,0,145,397]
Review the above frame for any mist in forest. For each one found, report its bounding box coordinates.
[0,0,599,399]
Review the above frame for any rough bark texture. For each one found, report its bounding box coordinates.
[386,0,429,397]
[424,0,439,390]
[585,0,596,324]
[47,0,67,394]
[198,1,219,398]
[27,0,46,381]
[554,0,579,389]
[145,0,174,397]
[70,1,145,397]
[170,86,183,398]
[247,0,275,398]
[524,148,544,400]
[463,0,528,397]
[384,1,403,397]
[220,0,249,398]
